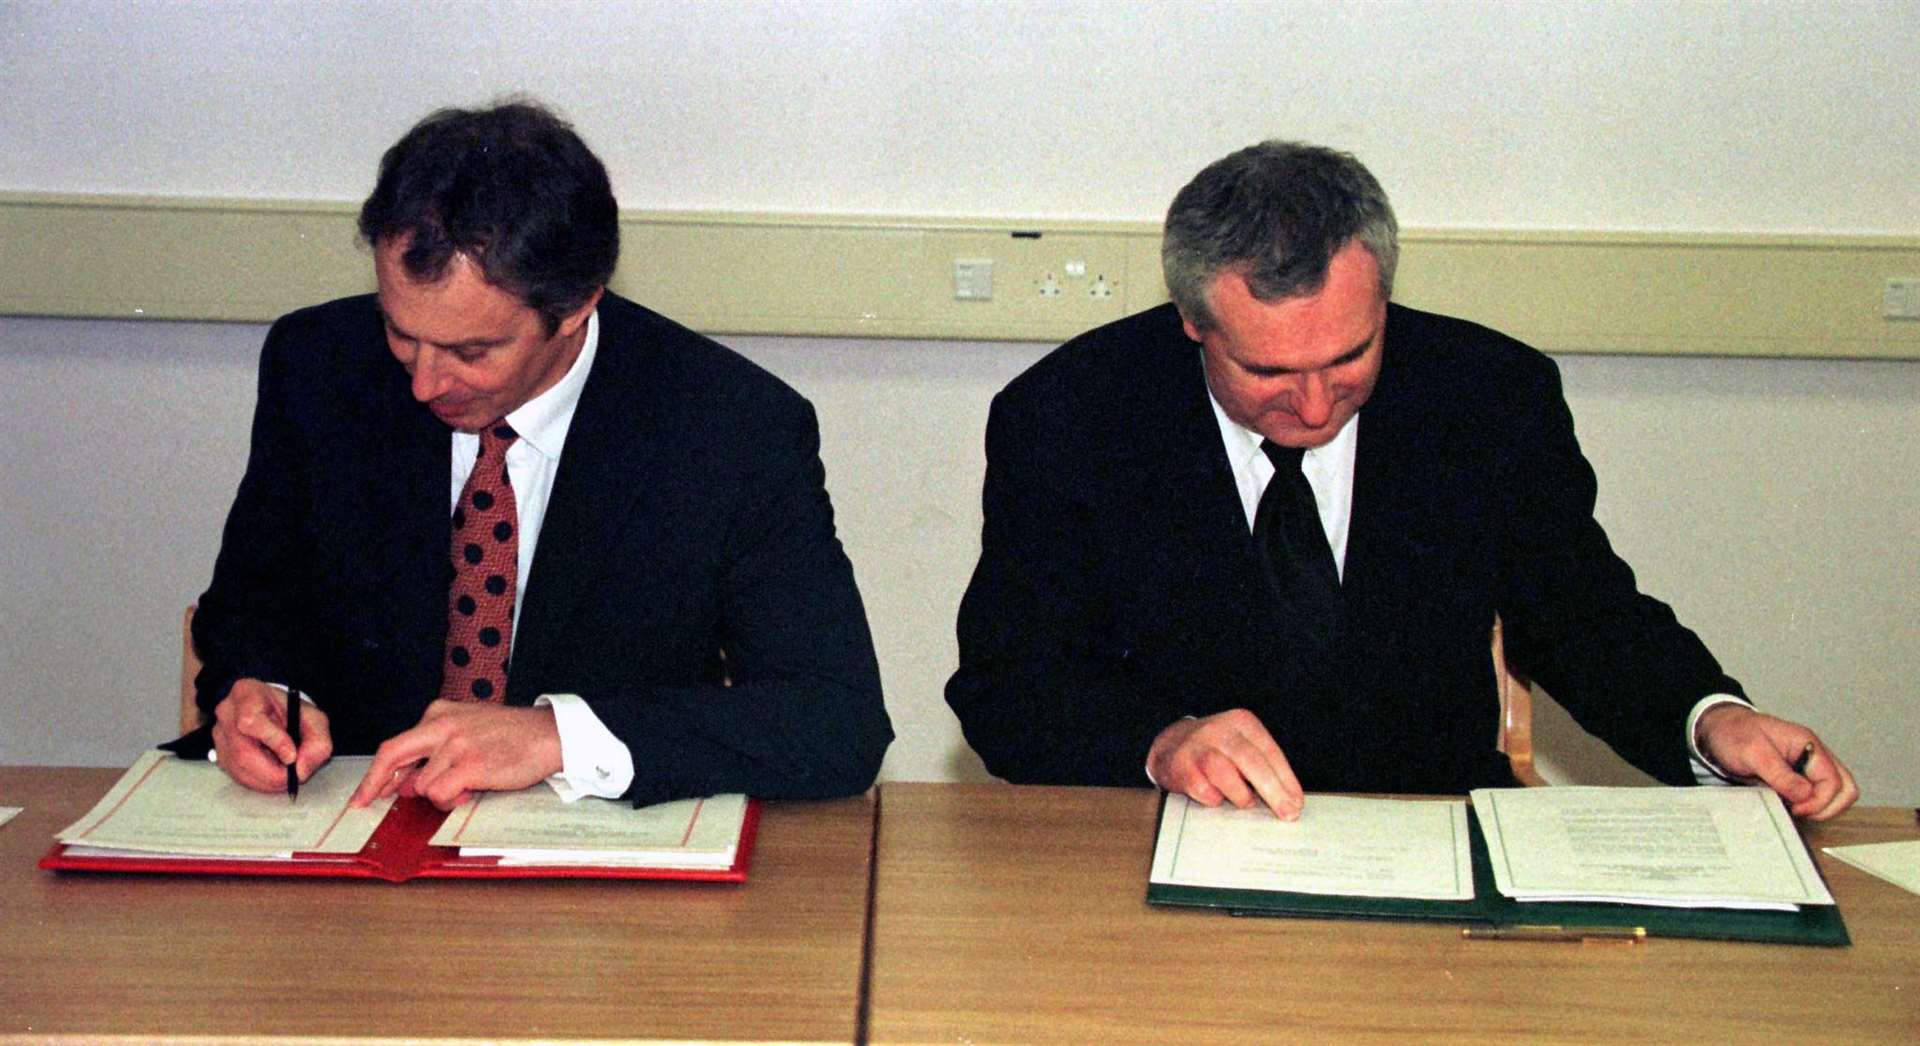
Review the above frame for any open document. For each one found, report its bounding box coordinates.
[41,751,760,882]
[1150,794,1475,901]
[56,750,390,859]
[1469,786,1834,911]
[1147,787,1848,944]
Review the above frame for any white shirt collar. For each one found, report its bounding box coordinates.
[503,310,599,460]
[1201,355,1361,577]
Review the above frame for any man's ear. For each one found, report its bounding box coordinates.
[556,286,605,338]
[1178,310,1205,344]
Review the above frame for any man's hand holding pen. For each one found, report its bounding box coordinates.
[209,678,333,794]
[1695,704,1858,821]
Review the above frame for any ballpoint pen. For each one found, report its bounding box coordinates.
[1791,741,1815,777]
[286,686,301,800]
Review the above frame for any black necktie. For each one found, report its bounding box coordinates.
[1255,440,1342,649]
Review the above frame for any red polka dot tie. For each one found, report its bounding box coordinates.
[441,422,519,703]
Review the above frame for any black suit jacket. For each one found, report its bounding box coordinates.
[947,302,1739,793]
[186,292,891,805]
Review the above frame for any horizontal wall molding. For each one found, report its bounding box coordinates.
[3,192,1917,358]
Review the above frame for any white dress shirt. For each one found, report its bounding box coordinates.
[447,311,635,801]
[1202,376,1744,785]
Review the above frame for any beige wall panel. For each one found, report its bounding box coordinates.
[4,194,1916,357]
[0,196,371,321]
[1395,233,1920,358]
[616,217,1139,341]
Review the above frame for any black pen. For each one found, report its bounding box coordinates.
[286,686,302,800]
[1791,741,1815,777]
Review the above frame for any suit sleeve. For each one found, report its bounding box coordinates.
[944,390,1189,786]
[586,400,892,806]
[185,317,325,732]
[1493,353,1742,785]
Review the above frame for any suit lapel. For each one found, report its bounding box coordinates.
[1340,306,1442,661]
[1145,348,1259,599]
[1124,315,1275,665]
[365,357,454,698]
[509,310,661,699]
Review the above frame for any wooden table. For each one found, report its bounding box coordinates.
[867,783,1920,1044]
[0,767,876,1044]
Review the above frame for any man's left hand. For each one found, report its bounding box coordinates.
[349,700,563,810]
[1695,704,1858,821]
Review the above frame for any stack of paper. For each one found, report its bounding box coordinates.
[432,789,746,870]
[56,750,391,860]
[1149,794,1475,901]
[1469,786,1834,911]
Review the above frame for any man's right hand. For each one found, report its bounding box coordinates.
[1147,708,1304,819]
[210,678,334,792]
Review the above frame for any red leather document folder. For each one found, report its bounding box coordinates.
[41,794,761,883]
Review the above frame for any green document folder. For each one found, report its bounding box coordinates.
[1146,804,1849,947]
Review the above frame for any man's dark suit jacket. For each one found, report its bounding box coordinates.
[185,291,892,806]
[947,302,1740,794]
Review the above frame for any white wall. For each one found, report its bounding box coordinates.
[2,1,1916,798]
[5,1,1915,230]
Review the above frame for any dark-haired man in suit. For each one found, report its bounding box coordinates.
[947,140,1855,820]
[182,101,891,809]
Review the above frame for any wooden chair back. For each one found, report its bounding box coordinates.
[1491,614,1546,786]
[179,604,202,734]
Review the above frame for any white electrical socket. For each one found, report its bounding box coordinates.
[1885,278,1920,320]
[954,259,994,301]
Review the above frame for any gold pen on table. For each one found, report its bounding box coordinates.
[1462,925,1646,943]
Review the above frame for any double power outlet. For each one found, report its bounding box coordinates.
[1035,259,1116,301]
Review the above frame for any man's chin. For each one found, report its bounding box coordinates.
[1263,425,1341,450]
[428,402,485,432]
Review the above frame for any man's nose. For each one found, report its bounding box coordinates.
[409,347,445,403]
[1293,372,1333,428]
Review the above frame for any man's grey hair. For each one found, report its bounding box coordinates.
[1162,140,1399,331]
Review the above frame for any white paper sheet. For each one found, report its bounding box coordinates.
[55,750,391,858]
[431,789,746,869]
[1823,840,1920,896]
[1470,785,1832,910]
[1149,794,1475,901]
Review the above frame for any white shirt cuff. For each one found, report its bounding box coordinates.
[536,693,635,802]
[1686,694,1753,785]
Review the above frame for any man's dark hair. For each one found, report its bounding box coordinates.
[357,100,619,334]
[1162,140,1398,332]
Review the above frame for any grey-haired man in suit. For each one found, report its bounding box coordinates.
[948,140,1854,820]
